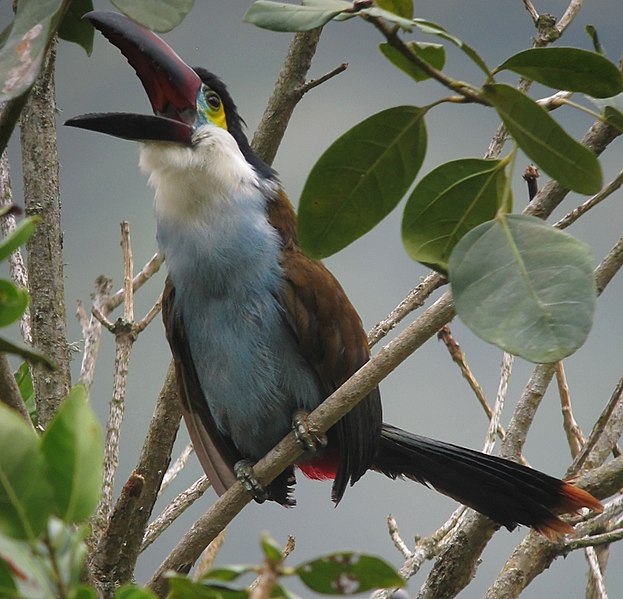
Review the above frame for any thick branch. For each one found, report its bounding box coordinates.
[251,28,323,165]
[89,363,181,597]
[21,39,71,424]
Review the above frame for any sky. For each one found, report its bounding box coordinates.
[4,1,623,597]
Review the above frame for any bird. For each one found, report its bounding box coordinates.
[66,11,602,538]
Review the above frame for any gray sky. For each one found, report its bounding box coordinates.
[7,0,623,596]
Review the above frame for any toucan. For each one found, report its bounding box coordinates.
[66,11,602,537]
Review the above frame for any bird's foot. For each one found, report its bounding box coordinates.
[292,410,327,453]
[234,459,268,503]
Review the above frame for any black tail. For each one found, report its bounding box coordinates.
[373,424,602,538]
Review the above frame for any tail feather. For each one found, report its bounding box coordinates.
[374,424,602,537]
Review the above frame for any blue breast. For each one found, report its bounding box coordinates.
[156,187,323,459]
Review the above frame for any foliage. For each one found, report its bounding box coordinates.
[245,0,623,363]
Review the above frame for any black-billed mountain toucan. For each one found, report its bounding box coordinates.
[66,11,602,537]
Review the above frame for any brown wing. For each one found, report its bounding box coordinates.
[279,248,383,503]
[162,277,240,496]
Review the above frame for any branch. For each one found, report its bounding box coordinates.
[21,38,71,425]
[0,353,34,429]
[251,28,324,166]
[89,363,181,596]
[146,291,457,597]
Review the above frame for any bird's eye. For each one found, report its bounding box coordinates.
[205,91,221,111]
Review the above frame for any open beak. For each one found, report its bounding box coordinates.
[65,11,202,145]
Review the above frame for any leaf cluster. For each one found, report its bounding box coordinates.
[166,534,403,599]
[244,0,623,363]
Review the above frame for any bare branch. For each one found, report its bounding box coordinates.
[367,272,445,347]
[0,353,34,429]
[21,39,71,425]
[555,169,623,230]
[160,442,194,495]
[251,28,324,165]
[142,475,211,552]
[89,364,181,595]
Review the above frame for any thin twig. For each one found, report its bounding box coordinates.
[300,63,348,95]
[387,515,412,560]
[556,361,585,457]
[367,272,445,347]
[142,475,211,552]
[160,442,195,495]
[555,169,623,230]
[522,0,540,24]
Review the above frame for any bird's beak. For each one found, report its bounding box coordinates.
[65,11,202,145]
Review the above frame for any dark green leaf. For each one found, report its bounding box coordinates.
[167,577,247,599]
[0,0,67,102]
[71,585,98,599]
[379,41,445,82]
[413,18,490,75]
[0,280,29,326]
[201,565,255,582]
[585,25,605,55]
[58,0,94,55]
[244,0,351,32]
[482,83,602,195]
[111,0,195,32]
[115,584,157,599]
[0,558,17,597]
[0,216,39,262]
[13,362,35,422]
[402,158,507,273]
[41,385,103,523]
[0,335,56,368]
[0,404,52,540]
[297,553,403,594]
[375,0,413,19]
[496,47,623,98]
[449,214,596,362]
[298,106,427,258]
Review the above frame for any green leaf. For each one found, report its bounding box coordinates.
[298,105,427,258]
[46,519,90,591]
[412,18,490,75]
[379,41,445,82]
[41,385,103,523]
[297,552,403,595]
[58,0,94,55]
[376,0,413,19]
[585,25,605,55]
[111,0,195,32]
[0,558,17,598]
[167,577,247,599]
[0,215,39,262]
[244,0,352,32]
[71,586,98,599]
[496,48,623,98]
[0,280,29,326]
[604,106,623,132]
[0,535,57,598]
[356,7,414,30]
[0,404,52,540]
[0,0,67,102]
[0,335,56,368]
[200,565,254,582]
[402,158,507,273]
[482,83,602,195]
[115,584,157,599]
[13,362,35,423]
[261,533,283,562]
[449,214,596,362]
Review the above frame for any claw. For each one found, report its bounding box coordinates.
[293,410,328,453]
[235,459,268,503]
